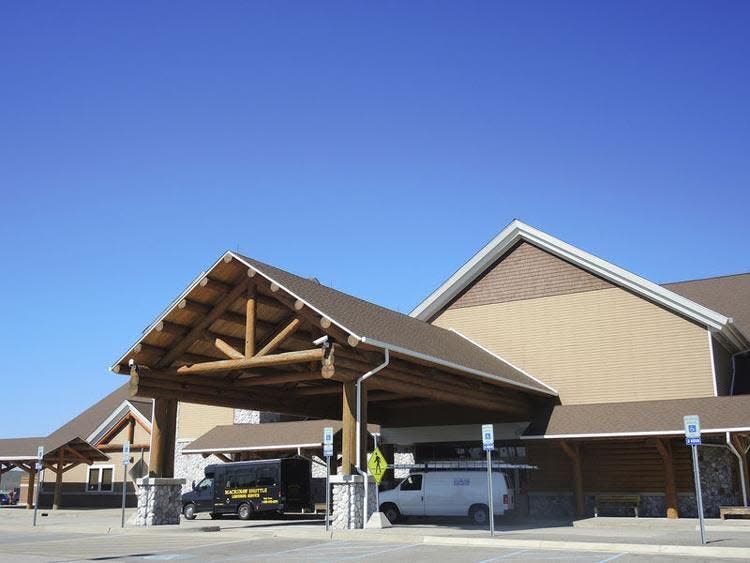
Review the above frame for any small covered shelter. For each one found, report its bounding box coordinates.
[0,435,108,509]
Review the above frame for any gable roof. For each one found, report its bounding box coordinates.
[182,419,380,454]
[47,384,151,446]
[112,252,557,397]
[664,273,750,339]
[0,384,151,462]
[410,220,749,351]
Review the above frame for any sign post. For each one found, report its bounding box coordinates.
[323,427,333,532]
[482,424,495,536]
[684,415,705,545]
[121,440,130,528]
[33,446,43,527]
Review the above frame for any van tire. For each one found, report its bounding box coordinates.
[380,503,400,524]
[238,503,253,520]
[182,503,197,520]
[469,504,489,525]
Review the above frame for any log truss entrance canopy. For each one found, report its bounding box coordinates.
[112,251,557,427]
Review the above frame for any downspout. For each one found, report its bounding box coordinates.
[727,432,748,507]
[355,345,390,529]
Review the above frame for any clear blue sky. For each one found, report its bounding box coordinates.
[1,3,748,437]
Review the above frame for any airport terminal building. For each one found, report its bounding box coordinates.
[4,221,748,526]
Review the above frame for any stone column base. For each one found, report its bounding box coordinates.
[135,477,186,526]
[330,475,376,529]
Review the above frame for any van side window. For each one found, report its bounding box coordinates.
[400,474,422,491]
[236,471,256,487]
[256,467,277,487]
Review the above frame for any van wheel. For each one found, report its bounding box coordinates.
[182,503,197,520]
[381,503,400,524]
[469,504,489,525]
[238,503,253,520]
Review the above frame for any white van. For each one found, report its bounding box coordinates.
[378,471,513,524]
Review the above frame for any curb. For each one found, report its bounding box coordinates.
[424,535,750,559]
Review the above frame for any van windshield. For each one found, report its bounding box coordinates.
[195,478,213,491]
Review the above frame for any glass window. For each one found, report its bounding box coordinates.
[400,474,422,491]
[87,468,99,491]
[100,468,113,491]
[256,467,277,487]
[87,466,115,492]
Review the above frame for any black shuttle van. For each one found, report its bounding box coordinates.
[181,457,312,520]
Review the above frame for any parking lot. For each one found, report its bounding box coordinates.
[0,531,739,562]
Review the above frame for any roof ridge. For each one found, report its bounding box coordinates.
[662,271,750,286]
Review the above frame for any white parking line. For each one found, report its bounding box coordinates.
[477,549,529,562]
[597,554,625,563]
[330,543,421,561]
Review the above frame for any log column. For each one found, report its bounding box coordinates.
[560,441,584,518]
[26,469,35,509]
[52,450,64,510]
[655,438,679,518]
[150,397,177,477]
[341,380,356,475]
[245,283,257,357]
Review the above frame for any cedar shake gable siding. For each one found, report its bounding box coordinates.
[432,242,717,405]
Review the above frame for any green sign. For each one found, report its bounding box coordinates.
[367,447,388,484]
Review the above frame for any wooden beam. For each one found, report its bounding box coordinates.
[256,317,302,357]
[128,417,136,444]
[655,438,679,519]
[245,283,257,357]
[64,446,94,465]
[214,337,244,360]
[237,371,322,387]
[200,276,233,294]
[158,278,250,368]
[560,441,584,519]
[98,443,149,452]
[173,348,324,375]
[26,468,35,509]
[215,453,232,463]
[150,397,177,477]
[731,433,750,506]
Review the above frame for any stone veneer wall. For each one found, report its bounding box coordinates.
[393,446,415,479]
[529,445,741,519]
[134,478,185,526]
[174,440,228,493]
[330,475,376,529]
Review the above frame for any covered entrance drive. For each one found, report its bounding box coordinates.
[110,251,557,527]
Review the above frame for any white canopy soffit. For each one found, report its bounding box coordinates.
[410,219,749,351]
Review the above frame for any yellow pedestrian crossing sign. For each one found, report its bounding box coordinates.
[367,447,388,484]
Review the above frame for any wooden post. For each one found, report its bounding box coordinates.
[245,283,256,357]
[655,438,679,519]
[341,380,356,475]
[128,417,136,445]
[731,433,750,506]
[150,398,177,477]
[52,450,64,510]
[560,441,584,518]
[359,382,368,471]
[26,469,35,509]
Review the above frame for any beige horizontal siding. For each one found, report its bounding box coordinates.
[177,403,234,440]
[434,287,715,404]
[447,242,612,311]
